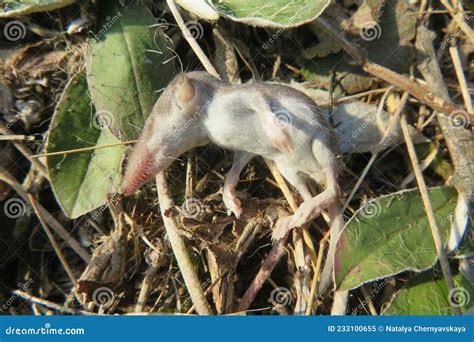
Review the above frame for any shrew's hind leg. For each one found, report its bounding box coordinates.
[271,163,313,241]
[287,166,339,229]
[223,151,254,218]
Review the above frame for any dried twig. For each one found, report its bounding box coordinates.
[449,46,473,113]
[314,17,474,121]
[13,290,94,315]
[155,172,213,315]
[0,122,49,179]
[237,231,291,312]
[166,0,219,77]
[28,194,77,286]
[400,115,461,315]
[31,140,137,158]
[135,248,165,312]
[440,0,474,43]
[305,238,326,315]
[0,134,35,141]
[0,166,90,262]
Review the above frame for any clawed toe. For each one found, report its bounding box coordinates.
[223,189,243,218]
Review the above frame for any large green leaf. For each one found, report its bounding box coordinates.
[209,0,331,28]
[335,187,458,290]
[46,73,125,219]
[383,272,473,315]
[86,0,174,140]
[0,0,75,17]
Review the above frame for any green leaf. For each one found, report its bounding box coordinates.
[383,272,473,315]
[335,187,458,290]
[86,0,174,140]
[208,0,331,28]
[0,0,75,17]
[46,73,125,219]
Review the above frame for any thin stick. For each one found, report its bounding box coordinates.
[0,167,90,263]
[0,122,49,179]
[360,286,378,315]
[155,172,213,315]
[135,249,163,312]
[237,231,290,312]
[0,135,35,141]
[28,194,77,286]
[449,46,473,113]
[335,88,392,104]
[314,17,474,122]
[440,0,474,43]
[343,153,377,211]
[13,290,94,315]
[32,140,137,158]
[305,238,326,315]
[166,0,219,78]
[400,115,461,315]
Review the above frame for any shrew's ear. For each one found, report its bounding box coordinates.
[176,75,195,104]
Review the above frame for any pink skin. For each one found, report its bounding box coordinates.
[121,143,159,196]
